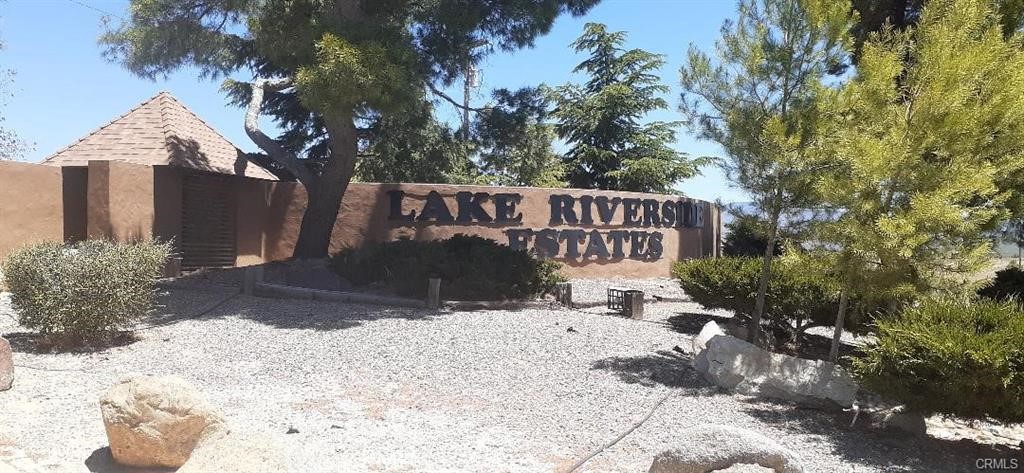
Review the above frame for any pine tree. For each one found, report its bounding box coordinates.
[817,0,1024,360]
[474,87,566,187]
[553,23,702,193]
[679,0,853,345]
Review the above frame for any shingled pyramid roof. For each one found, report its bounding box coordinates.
[42,91,278,180]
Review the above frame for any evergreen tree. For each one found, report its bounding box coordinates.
[817,0,1024,360]
[849,0,1024,62]
[553,23,702,193]
[474,87,565,188]
[679,0,853,345]
[355,100,474,184]
[102,0,598,258]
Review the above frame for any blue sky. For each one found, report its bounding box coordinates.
[1,0,748,203]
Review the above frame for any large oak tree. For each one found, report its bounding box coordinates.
[102,0,599,258]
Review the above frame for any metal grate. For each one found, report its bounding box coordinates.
[181,172,237,271]
[607,287,628,311]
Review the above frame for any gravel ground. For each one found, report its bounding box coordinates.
[1,280,1021,472]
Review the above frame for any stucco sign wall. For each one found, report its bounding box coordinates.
[238,182,720,278]
[387,190,705,261]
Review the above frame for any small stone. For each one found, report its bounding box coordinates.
[567,327,577,333]
[286,426,299,434]
[0,336,13,391]
[879,407,927,436]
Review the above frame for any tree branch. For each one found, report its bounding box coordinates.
[245,78,317,187]
[428,83,489,112]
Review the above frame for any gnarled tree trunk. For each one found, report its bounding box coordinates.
[292,117,358,259]
[245,78,358,260]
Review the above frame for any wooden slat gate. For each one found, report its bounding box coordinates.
[181,172,237,271]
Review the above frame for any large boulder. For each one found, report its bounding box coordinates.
[100,375,225,468]
[649,424,803,473]
[0,336,12,391]
[177,428,287,473]
[692,329,857,409]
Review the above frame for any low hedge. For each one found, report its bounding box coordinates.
[672,256,863,340]
[330,235,565,301]
[853,297,1024,423]
[1,240,170,336]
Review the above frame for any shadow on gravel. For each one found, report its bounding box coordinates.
[666,312,733,336]
[228,296,437,331]
[140,289,437,332]
[740,403,1023,472]
[591,349,716,394]
[4,331,139,354]
[85,447,174,473]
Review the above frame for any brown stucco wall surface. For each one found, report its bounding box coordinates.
[0,161,65,260]
[239,181,719,278]
[152,166,183,248]
[87,160,156,241]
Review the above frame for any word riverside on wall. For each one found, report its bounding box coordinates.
[386,190,705,261]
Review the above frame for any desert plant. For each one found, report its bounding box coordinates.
[330,235,565,301]
[673,255,869,344]
[978,265,1024,302]
[853,297,1024,423]
[1,240,170,336]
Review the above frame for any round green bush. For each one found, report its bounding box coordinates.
[1,240,170,336]
[853,297,1024,422]
[330,235,565,300]
[672,256,850,336]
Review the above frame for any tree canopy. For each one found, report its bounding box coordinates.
[553,23,702,193]
[679,0,853,345]
[816,0,1024,306]
[473,86,566,187]
[103,0,599,257]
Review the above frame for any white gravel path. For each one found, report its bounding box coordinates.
[0,281,1018,472]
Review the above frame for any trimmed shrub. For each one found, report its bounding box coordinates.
[672,256,859,338]
[722,215,783,257]
[977,265,1024,301]
[1,240,170,336]
[330,235,565,300]
[853,298,1024,422]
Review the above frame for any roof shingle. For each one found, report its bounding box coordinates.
[42,91,278,180]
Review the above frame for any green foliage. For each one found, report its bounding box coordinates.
[723,215,783,257]
[355,100,475,184]
[553,23,702,193]
[978,266,1024,301]
[330,235,565,301]
[816,0,1024,303]
[672,255,863,336]
[1,240,170,336]
[849,0,1024,65]
[474,87,566,188]
[102,0,599,257]
[853,297,1024,422]
[680,0,853,343]
[680,0,852,227]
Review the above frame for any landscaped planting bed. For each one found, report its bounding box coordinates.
[0,280,1018,472]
